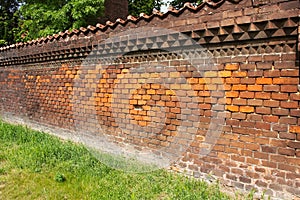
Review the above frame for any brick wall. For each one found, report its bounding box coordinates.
[0,0,299,199]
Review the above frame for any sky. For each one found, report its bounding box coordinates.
[160,0,170,13]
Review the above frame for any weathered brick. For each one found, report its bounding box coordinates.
[240,92,254,99]
[256,107,271,114]
[247,85,262,91]
[280,85,298,93]
[255,92,271,99]
[278,148,295,156]
[273,78,298,85]
[263,100,279,107]
[280,101,298,109]
[271,93,288,100]
[248,99,263,106]
[257,62,273,69]
[263,85,279,92]
[272,108,289,116]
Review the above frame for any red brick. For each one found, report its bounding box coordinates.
[248,85,262,91]
[274,61,297,69]
[280,101,298,109]
[261,160,277,168]
[263,115,278,123]
[287,141,300,149]
[232,71,247,77]
[262,145,277,153]
[280,69,299,77]
[291,93,300,101]
[241,64,256,70]
[245,143,260,151]
[247,114,262,121]
[272,108,289,115]
[273,78,298,85]
[246,157,259,165]
[263,70,280,77]
[263,85,279,92]
[279,132,296,140]
[224,77,241,85]
[240,92,254,99]
[279,117,297,124]
[255,180,268,187]
[280,85,298,93]
[256,107,271,114]
[232,98,247,105]
[263,100,279,107]
[255,92,271,99]
[278,148,295,156]
[255,137,269,145]
[248,70,263,77]
[240,78,255,84]
[248,99,263,106]
[290,109,300,117]
[232,113,246,120]
[257,62,273,69]
[271,93,288,100]
[255,122,271,130]
[262,131,277,138]
[254,152,269,160]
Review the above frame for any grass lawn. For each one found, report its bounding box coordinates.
[0,120,237,200]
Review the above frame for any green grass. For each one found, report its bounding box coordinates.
[0,120,232,200]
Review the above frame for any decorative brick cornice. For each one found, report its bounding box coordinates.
[0,0,299,67]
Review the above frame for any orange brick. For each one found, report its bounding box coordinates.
[226,91,239,97]
[187,78,198,84]
[232,71,247,77]
[225,63,239,70]
[226,105,239,112]
[204,71,218,77]
[147,89,156,95]
[232,84,247,91]
[256,78,272,85]
[240,106,254,113]
[218,71,232,77]
[170,72,180,78]
[290,126,300,134]
[211,78,224,84]
[225,78,240,84]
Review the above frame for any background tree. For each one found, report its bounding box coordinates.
[170,0,202,9]
[128,0,164,16]
[15,0,105,42]
[0,0,20,46]
[0,0,202,45]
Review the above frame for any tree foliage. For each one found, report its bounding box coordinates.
[128,0,164,16]
[0,0,20,46]
[0,0,203,45]
[170,0,202,9]
[16,0,104,42]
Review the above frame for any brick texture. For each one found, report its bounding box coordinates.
[0,0,299,199]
